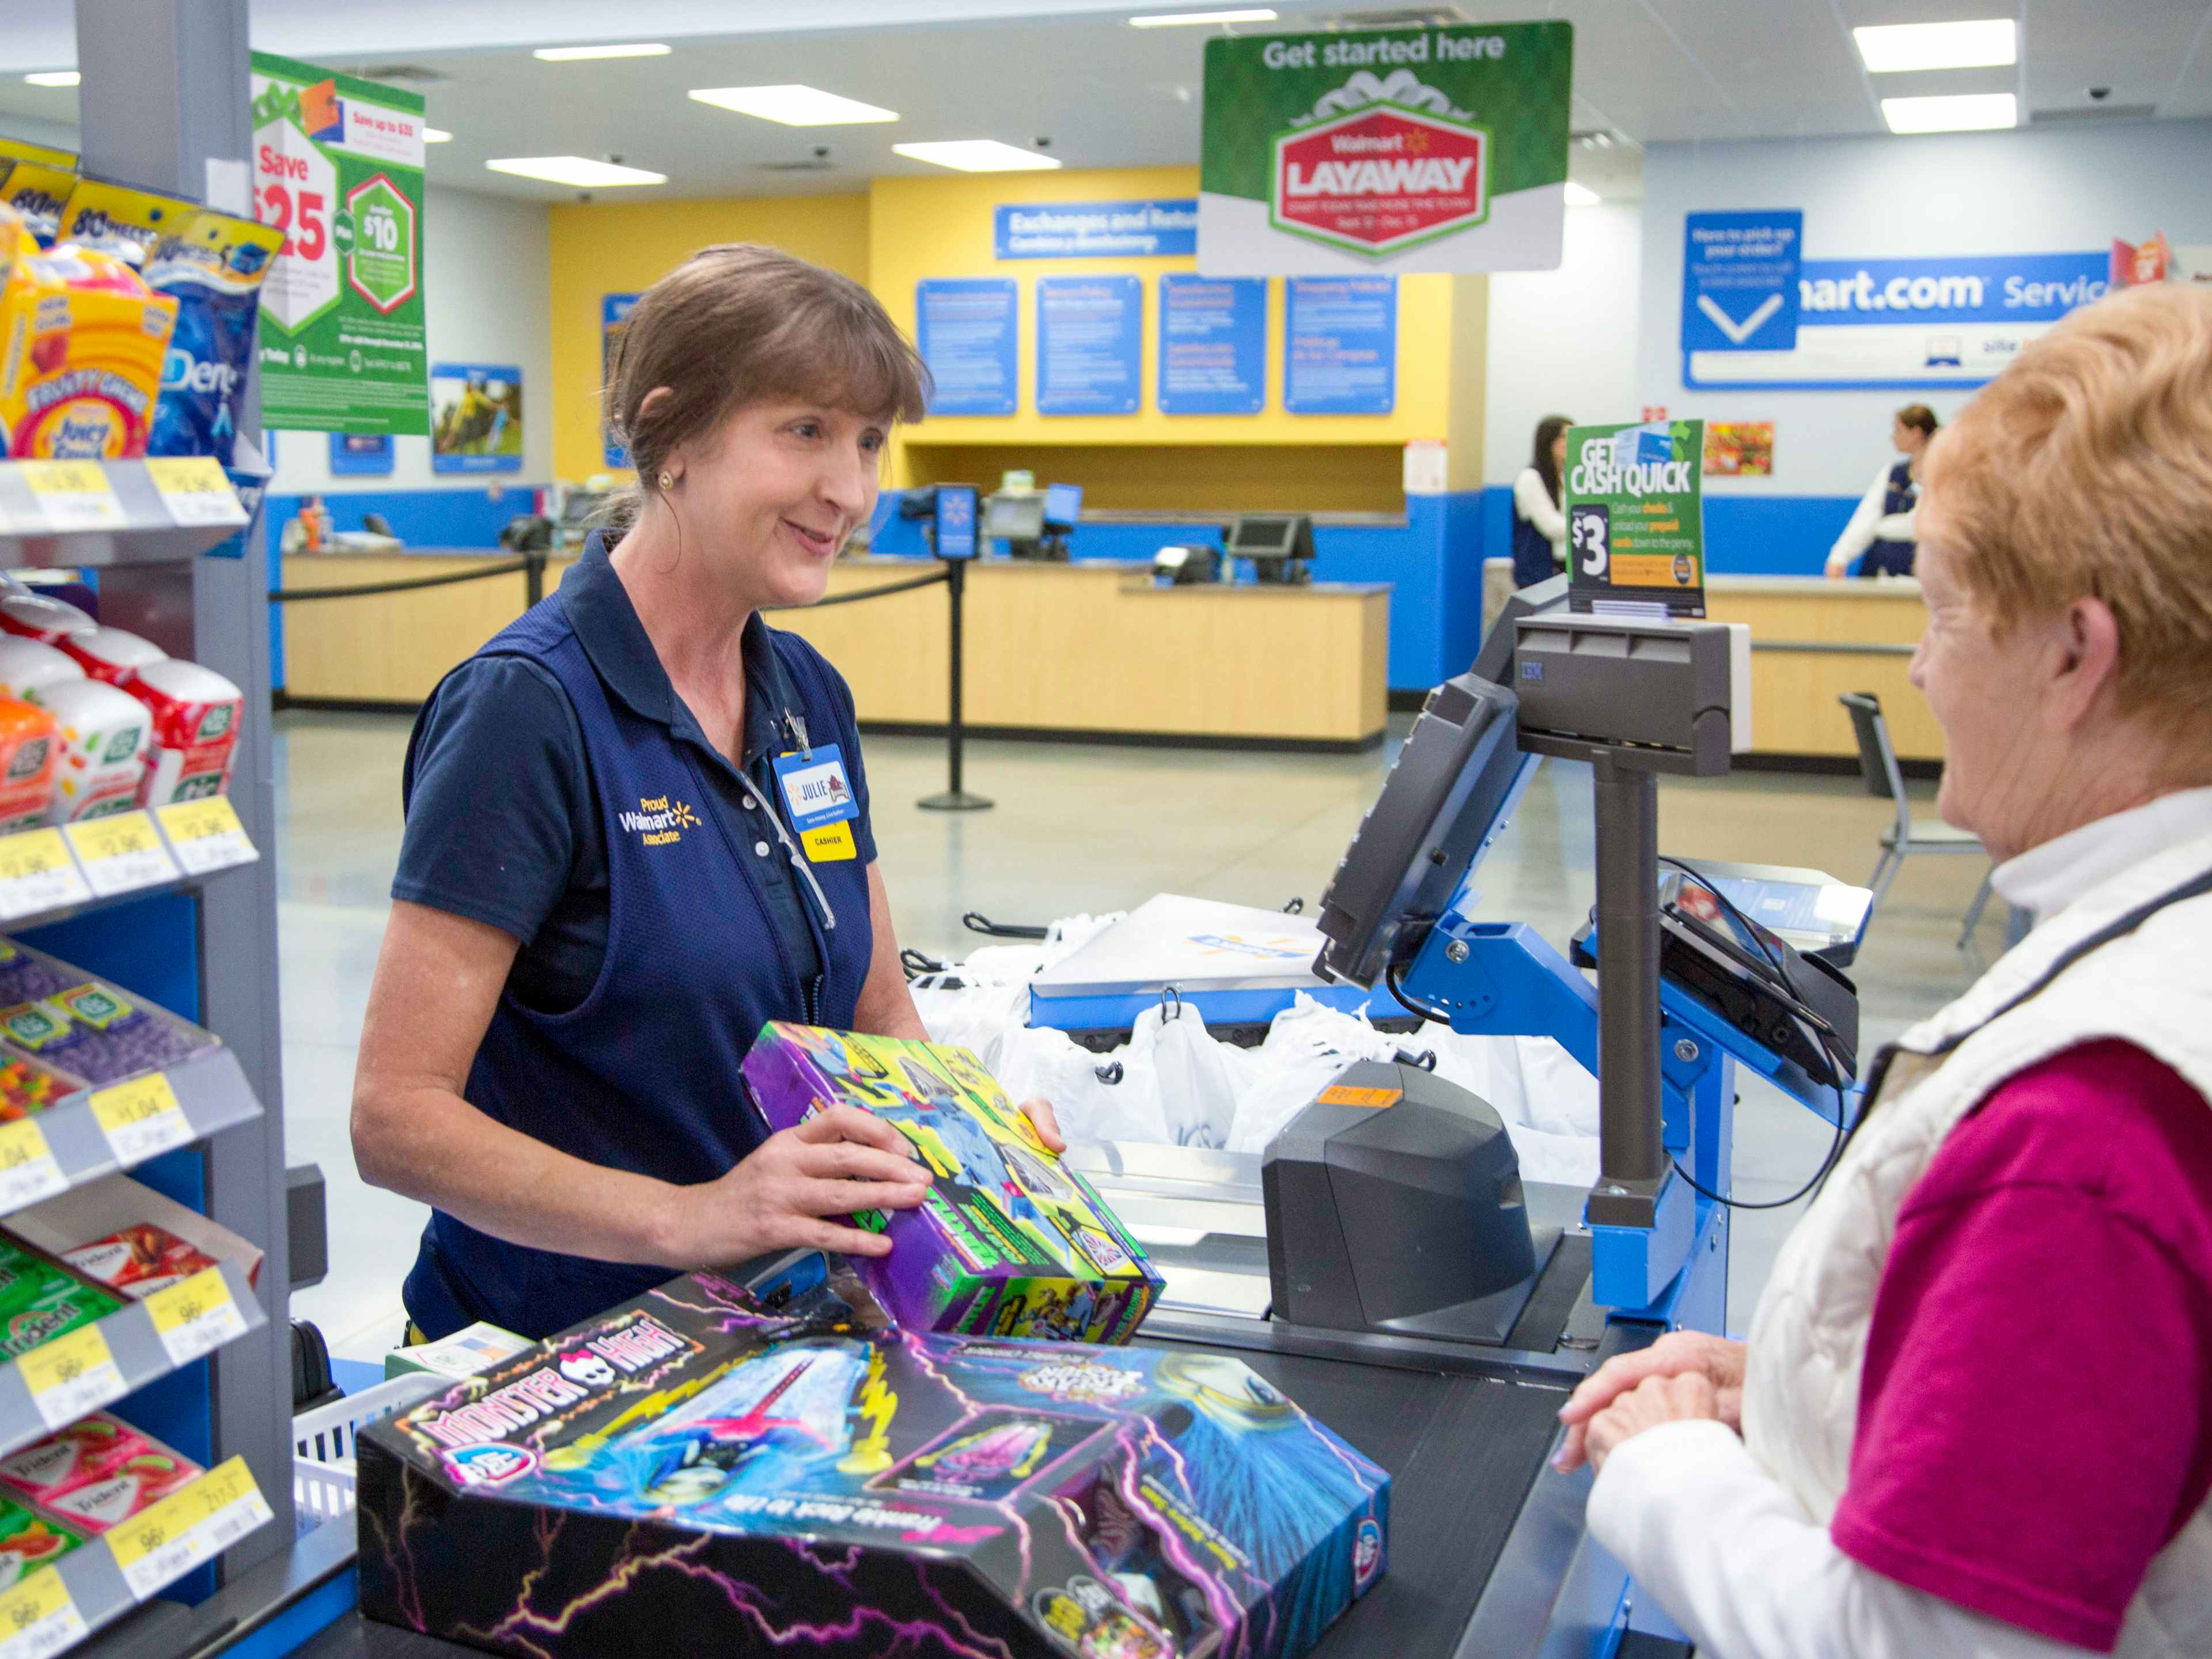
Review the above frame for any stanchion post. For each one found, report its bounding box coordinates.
[525,548,546,608]
[918,537,993,812]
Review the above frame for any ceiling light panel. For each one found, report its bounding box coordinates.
[24,71,80,88]
[486,156,668,187]
[1128,9,1279,26]
[688,85,898,126]
[1564,181,1600,206]
[532,43,671,62]
[1881,93,2018,134]
[423,127,453,143]
[892,141,1062,172]
[1854,20,2017,74]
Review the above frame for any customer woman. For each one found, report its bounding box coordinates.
[1556,283,2212,1658]
[1824,403,1938,578]
[353,245,1060,1342]
[1510,414,1573,588]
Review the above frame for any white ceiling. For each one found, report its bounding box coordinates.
[2,1,2207,202]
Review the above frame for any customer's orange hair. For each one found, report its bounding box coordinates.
[1922,283,2212,725]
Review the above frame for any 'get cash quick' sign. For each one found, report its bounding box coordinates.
[1198,22,1573,275]
[1565,419,1707,619]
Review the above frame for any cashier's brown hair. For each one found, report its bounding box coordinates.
[1920,282,2212,729]
[604,243,930,529]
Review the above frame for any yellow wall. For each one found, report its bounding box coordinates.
[547,193,872,480]
[547,167,1487,512]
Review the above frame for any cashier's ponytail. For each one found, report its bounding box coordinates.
[602,244,931,535]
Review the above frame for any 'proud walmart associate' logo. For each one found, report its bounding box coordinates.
[618,795,699,847]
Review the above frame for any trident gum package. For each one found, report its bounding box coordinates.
[0,1415,199,1535]
[129,657,242,805]
[0,141,78,247]
[145,209,282,459]
[743,1024,1164,1342]
[0,217,177,459]
[0,1494,84,1592]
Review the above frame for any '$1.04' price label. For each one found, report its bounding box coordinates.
[89,1074,192,1168]
[0,1121,66,1211]
[108,1458,272,1603]
[0,1566,86,1659]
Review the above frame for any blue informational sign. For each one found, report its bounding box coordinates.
[917,279,1020,416]
[995,199,1199,259]
[1157,274,1266,415]
[1036,275,1143,416]
[1284,276,1395,415]
[934,484,979,560]
[328,431,393,475]
[1682,211,1802,353]
[1685,248,2110,390]
[429,362,525,475]
[603,294,639,465]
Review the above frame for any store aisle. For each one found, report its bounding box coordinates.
[270,708,1993,1359]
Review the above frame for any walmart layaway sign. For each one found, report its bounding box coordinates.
[1198,21,1573,274]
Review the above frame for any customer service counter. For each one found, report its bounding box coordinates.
[1702,574,1941,762]
[276,552,1392,748]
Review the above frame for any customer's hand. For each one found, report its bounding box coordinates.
[1018,1097,1066,1153]
[664,1105,930,1265]
[1584,1373,1724,1475]
[1552,1330,1747,1472]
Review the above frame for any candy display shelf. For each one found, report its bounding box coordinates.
[0,806,260,934]
[0,461,248,571]
[0,1456,273,1659]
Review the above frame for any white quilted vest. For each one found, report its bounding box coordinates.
[1741,831,2212,1658]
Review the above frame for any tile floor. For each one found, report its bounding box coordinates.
[274,710,2001,1360]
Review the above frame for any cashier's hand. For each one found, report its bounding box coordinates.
[1551,1330,1746,1474]
[665,1105,931,1266]
[1018,1097,1066,1154]
[1581,1373,1724,1476]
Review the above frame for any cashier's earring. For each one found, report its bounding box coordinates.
[657,470,675,491]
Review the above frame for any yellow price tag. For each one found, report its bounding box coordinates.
[142,457,244,529]
[17,1325,122,1429]
[63,813,175,898]
[0,1566,84,1659]
[155,797,244,843]
[16,462,107,498]
[89,1074,190,1165]
[145,1267,247,1366]
[0,1119,65,1210]
[0,831,71,882]
[13,463,123,532]
[107,1458,270,1601]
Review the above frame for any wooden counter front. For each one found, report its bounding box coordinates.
[278,554,1390,748]
[1702,575,1940,762]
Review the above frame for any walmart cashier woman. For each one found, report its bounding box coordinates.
[351,244,1060,1342]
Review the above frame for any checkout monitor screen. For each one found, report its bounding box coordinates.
[983,493,1047,543]
[1229,515,1304,559]
[1043,482,1083,529]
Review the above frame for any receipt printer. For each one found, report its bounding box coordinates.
[1153,544,1221,585]
[1263,1058,1543,1344]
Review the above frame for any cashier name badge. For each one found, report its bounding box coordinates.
[774,744,858,862]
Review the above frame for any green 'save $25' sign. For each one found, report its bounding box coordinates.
[250,51,429,435]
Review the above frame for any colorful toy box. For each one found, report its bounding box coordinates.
[743,1023,1165,1343]
[357,1267,1389,1659]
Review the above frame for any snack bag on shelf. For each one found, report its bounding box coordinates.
[145,208,283,459]
[39,679,149,822]
[0,639,86,706]
[0,1494,84,1592]
[0,592,94,645]
[0,1055,79,1123]
[0,696,57,835]
[130,657,242,805]
[58,1223,218,1301]
[0,238,178,459]
[54,179,194,269]
[56,626,164,689]
[0,139,79,246]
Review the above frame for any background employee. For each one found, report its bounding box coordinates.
[350,244,1060,1342]
[1512,413,1574,587]
[1826,403,1939,578]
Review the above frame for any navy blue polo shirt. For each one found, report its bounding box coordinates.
[394,544,876,1012]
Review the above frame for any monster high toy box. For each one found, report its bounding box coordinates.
[356,1267,1389,1659]
[742,1023,1167,1344]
